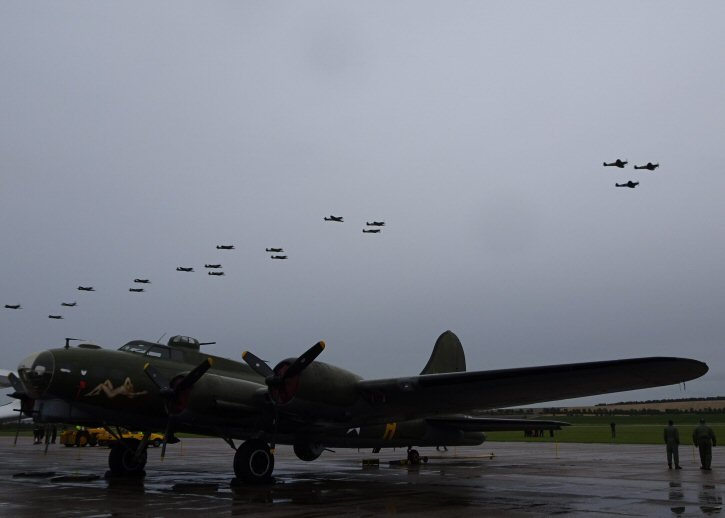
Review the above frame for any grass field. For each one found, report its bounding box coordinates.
[486,415,725,445]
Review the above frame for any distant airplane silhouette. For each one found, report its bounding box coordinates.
[603,159,628,168]
[208,271,225,276]
[324,215,343,222]
[615,181,639,188]
[4,304,21,309]
[265,248,284,253]
[634,162,659,171]
[48,315,63,319]
[129,288,145,293]
[61,302,77,307]
[366,221,385,227]
[77,286,95,291]
[176,267,194,272]
[362,229,381,233]
[205,264,222,269]
[216,245,235,250]
[134,278,150,284]
[271,255,288,260]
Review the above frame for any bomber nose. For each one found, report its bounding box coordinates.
[17,350,55,399]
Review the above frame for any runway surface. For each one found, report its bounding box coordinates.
[0,436,722,516]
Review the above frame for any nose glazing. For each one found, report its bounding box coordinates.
[17,351,55,399]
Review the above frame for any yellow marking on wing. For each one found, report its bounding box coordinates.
[383,422,397,440]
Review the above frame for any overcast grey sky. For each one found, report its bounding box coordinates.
[2,2,724,406]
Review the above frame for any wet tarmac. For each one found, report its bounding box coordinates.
[1,436,722,516]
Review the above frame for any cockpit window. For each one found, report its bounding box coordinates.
[119,341,171,360]
[119,343,151,354]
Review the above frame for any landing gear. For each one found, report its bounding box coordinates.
[108,439,147,477]
[233,439,274,484]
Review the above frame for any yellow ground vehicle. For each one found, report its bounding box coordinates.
[59,427,104,447]
[95,428,164,448]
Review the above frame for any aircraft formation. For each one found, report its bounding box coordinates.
[4,217,384,319]
[604,158,660,189]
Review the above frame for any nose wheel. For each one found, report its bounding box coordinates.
[108,439,147,476]
[233,439,274,484]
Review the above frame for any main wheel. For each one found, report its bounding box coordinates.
[75,431,90,447]
[108,439,147,476]
[233,439,274,484]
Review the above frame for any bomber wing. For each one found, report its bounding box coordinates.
[355,357,707,422]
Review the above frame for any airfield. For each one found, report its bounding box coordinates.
[1,437,722,516]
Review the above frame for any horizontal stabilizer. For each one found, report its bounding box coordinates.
[427,416,569,432]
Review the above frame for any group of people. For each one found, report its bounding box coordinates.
[664,419,717,470]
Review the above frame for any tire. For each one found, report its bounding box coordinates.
[233,439,274,484]
[152,439,161,448]
[108,439,147,476]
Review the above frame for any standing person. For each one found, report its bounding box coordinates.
[664,420,681,469]
[692,418,717,470]
[610,421,616,439]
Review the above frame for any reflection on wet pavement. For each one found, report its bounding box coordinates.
[1,438,723,516]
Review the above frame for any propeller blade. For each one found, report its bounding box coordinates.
[283,341,325,379]
[7,372,25,395]
[161,419,173,460]
[242,351,274,378]
[144,363,172,395]
[174,358,213,393]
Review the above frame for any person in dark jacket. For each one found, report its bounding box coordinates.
[664,420,681,469]
[692,419,717,470]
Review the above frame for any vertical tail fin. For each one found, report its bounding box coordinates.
[420,330,466,374]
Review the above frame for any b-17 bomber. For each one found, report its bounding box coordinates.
[129,288,145,293]
[265,248,284,253]
[205,264,222,269]
[8,331,707,485]
[603,159,628,168]
[366,221,385,227]
[362,229,381,234]
[77,286,95,291]
[176,267,194,272]
[324,215,344,222]
[61,302,77,307]
[270,255,288,260]
[47,315,63,319]
[4,304,22,309]
[134,279,151,284]
[208,271,225,276]
[216,245,235,250]
[615,181,639,188]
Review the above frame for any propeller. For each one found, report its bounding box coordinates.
[144,358,213,458]
[243,341,325,405]
[242,341,325,450]
[7,372,33,446]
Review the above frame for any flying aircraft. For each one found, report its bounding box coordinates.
[176,267,194,272]
[134,279,151,284]
[216,245,235,250]
[129,288,145,293]
[4,304,21,309]
[603,159,628,168]
[634,162,659,171]
[362,229,381,234]
[205,264,222,269]
[366,222,385,227]
[61,302,77,307]
[324,215,343,222]
[615,181,639,188]
[10,331,706,484]
[265,248,284,253]
[77,286,95,292]
[47,315,63,319]
[208,271,225,276]
[270,255,288,260]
